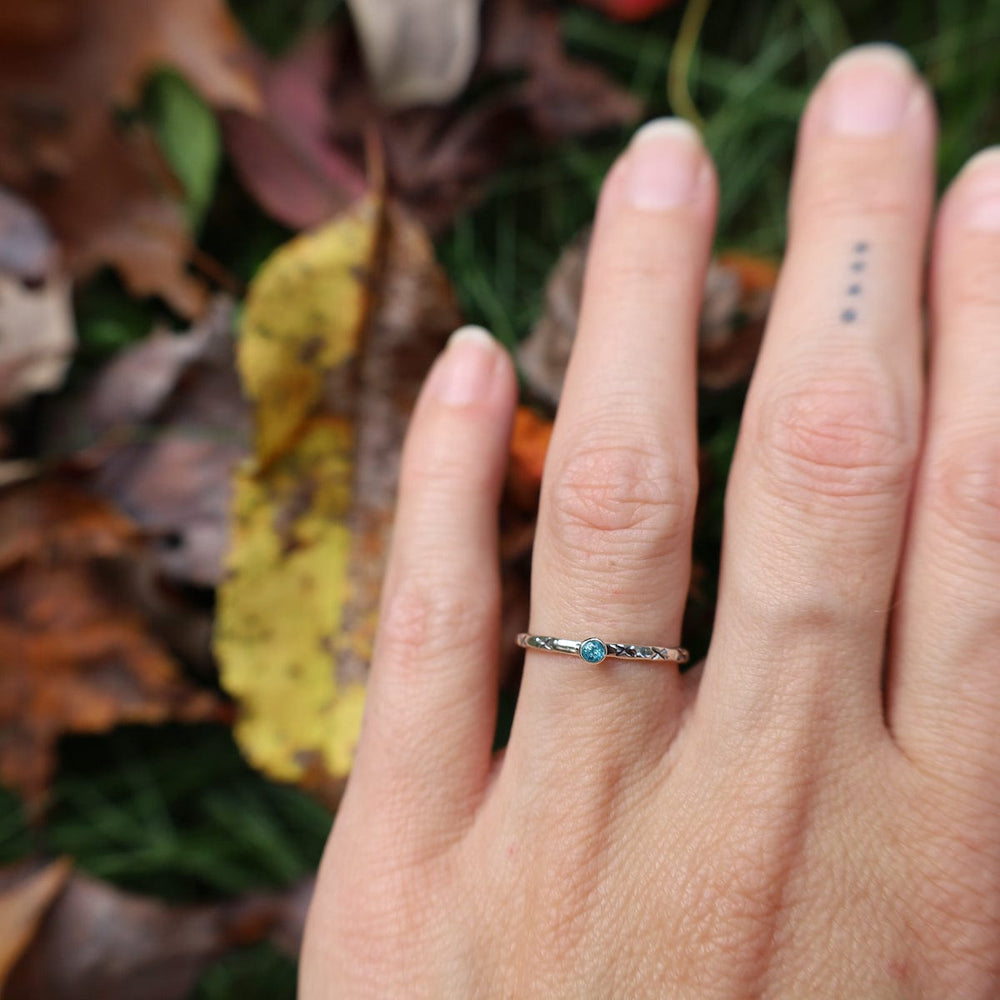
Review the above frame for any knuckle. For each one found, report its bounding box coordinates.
[379,573,492,670]
[402,413,491,495]
[752,374,916,502]
[598,243,690,288]
[924,432,1000,545]
[547,438,695,556]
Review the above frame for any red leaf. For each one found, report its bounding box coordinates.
[222,38,366,230]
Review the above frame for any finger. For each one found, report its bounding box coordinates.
[887,148,1000,781]
[348,327,517,840]
[704,46,936,746]
[507,119,717,774]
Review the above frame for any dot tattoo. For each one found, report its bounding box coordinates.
[840,241,869,323]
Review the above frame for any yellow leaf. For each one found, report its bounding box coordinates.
[215,196,382,792]
[215,197,461,803]
[216,420,366,783]
[238,195,380,465]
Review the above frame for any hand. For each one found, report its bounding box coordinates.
[301,45,1000,998]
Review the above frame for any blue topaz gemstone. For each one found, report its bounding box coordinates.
[580,638,607,664]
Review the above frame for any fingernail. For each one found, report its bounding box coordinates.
[430,325,498,406]
[626,117,704,210]
[955,147,1000,232]
[824,44,918,135]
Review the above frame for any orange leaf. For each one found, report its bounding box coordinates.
[717,250,780,294]
[508,406,553,494]
[0,481,223,812]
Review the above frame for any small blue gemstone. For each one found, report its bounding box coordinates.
[580,638,606,664]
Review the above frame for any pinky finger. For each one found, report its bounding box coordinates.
[348,326,518,842]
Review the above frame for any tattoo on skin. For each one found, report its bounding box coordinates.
[841,242,869,323]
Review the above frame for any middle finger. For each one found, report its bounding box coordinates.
[705,46,936,748]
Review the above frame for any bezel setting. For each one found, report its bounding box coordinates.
[580,637,608,664]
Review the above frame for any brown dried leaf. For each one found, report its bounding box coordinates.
[1,861,313,1000]
[0,858,72,985]
[518,232,779,404]
[76,297,251,587]
[697,251,777,390]
[482,0,642,140]
[332,201,463,687]
[517,227,591,409]
[0,0,260,315]
[0,480,223,810]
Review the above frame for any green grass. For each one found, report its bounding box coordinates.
[193,943,299,1000]
[43,725,330,901]
[2,728,326,996]
[6,2,1000,997]
[441,0,1000,351]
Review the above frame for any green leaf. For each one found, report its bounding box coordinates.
[145,70,221,230]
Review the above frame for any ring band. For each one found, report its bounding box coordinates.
[517,633,689,665]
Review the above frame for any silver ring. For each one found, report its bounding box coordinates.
[517,633,689,665]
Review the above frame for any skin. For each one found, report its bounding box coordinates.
[300,45,1000,998]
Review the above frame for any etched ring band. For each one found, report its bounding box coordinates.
[517,634,690,666]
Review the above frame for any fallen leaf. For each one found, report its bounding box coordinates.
[0,480,223,810]
[347,0,482,107]
[698,251,777,390]
[0,860,312,1000]
[518,229,778,404]
[0,189,74,407]
[146,70,223,230]
[237,201,381,466]
[224,18,638,234]
[215,195,460,803]
[507,405,554,509]
[0,273,74,409]
[333,201,461,687]
[0,858,72,985]
[0,186,56,284]
[481,0,642,140]
[0,0,260,314]
[498,407,553,684]
[517,227,591,409]
[66,296,251,588]
[221,37,366,231]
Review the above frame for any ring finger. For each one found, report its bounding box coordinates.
[705,46,936,751]
[506,119,717,778]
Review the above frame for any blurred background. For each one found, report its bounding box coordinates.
[1,1,999,996]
